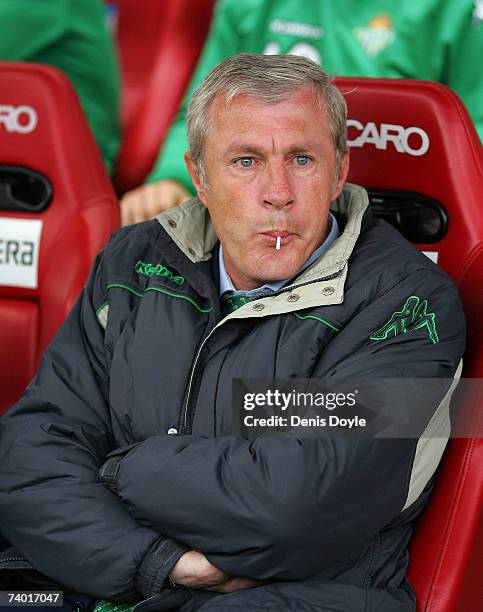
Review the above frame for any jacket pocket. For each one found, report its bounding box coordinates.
[0,546,33,570]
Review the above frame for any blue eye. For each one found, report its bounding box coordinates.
[238,157,253,168]
[295,155,310,166]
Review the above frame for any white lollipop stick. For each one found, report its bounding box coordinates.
[276,236,281,250]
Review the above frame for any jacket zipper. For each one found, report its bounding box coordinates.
[182,269,343,433]
[182,325,217,433]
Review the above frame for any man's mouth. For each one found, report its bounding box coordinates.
[260,231,294,246]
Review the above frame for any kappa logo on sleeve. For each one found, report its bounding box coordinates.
[370,296,439,344]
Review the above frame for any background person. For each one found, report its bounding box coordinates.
[0,0,121,174]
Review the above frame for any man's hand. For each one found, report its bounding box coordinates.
[169,550,262,593]
[120,180,192,226]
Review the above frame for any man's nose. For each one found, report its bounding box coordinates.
[262,160,294,209]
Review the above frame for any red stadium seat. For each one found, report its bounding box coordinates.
[113,0,215,193]
[110,0,169,131]
[334,77,483,611]
[0,62,120,415]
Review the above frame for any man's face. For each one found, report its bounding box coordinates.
[186,86,349,291]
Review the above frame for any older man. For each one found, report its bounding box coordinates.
[0,55,464,611]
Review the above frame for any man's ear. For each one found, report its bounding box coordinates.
[184,152,207,204]
[330,149,350,202]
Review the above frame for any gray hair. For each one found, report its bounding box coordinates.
[186,53,347,190]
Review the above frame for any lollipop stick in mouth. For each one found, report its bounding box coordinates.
[276,236,281,250]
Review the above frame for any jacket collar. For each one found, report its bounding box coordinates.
[156,183,370,315]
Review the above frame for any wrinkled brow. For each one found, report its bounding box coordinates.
[223,141,322,157]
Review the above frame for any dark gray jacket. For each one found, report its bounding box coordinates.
[0,184,465,611]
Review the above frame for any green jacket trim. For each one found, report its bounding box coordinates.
[145,287,213,313]
[105,283,212,314]
[293,312,340,332]
[106,283,144,299]
[95,301,109,319]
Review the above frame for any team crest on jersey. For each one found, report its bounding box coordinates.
[354,14,395,57]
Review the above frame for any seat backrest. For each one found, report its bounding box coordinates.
[113,0,215,193]
[334,76,483,611]
[0,62,119,414]
[110,0,170,130]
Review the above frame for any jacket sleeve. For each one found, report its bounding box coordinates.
[145,0,241,191]
[0,251,187,600]
[100,269,465,581]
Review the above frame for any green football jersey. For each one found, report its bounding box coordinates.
[0,0,120,174]
[147,0,482,192]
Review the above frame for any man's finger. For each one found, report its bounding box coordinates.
[120,194,136,226]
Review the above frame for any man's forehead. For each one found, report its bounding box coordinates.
[206,87,330,151]
[210,85,321,116]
